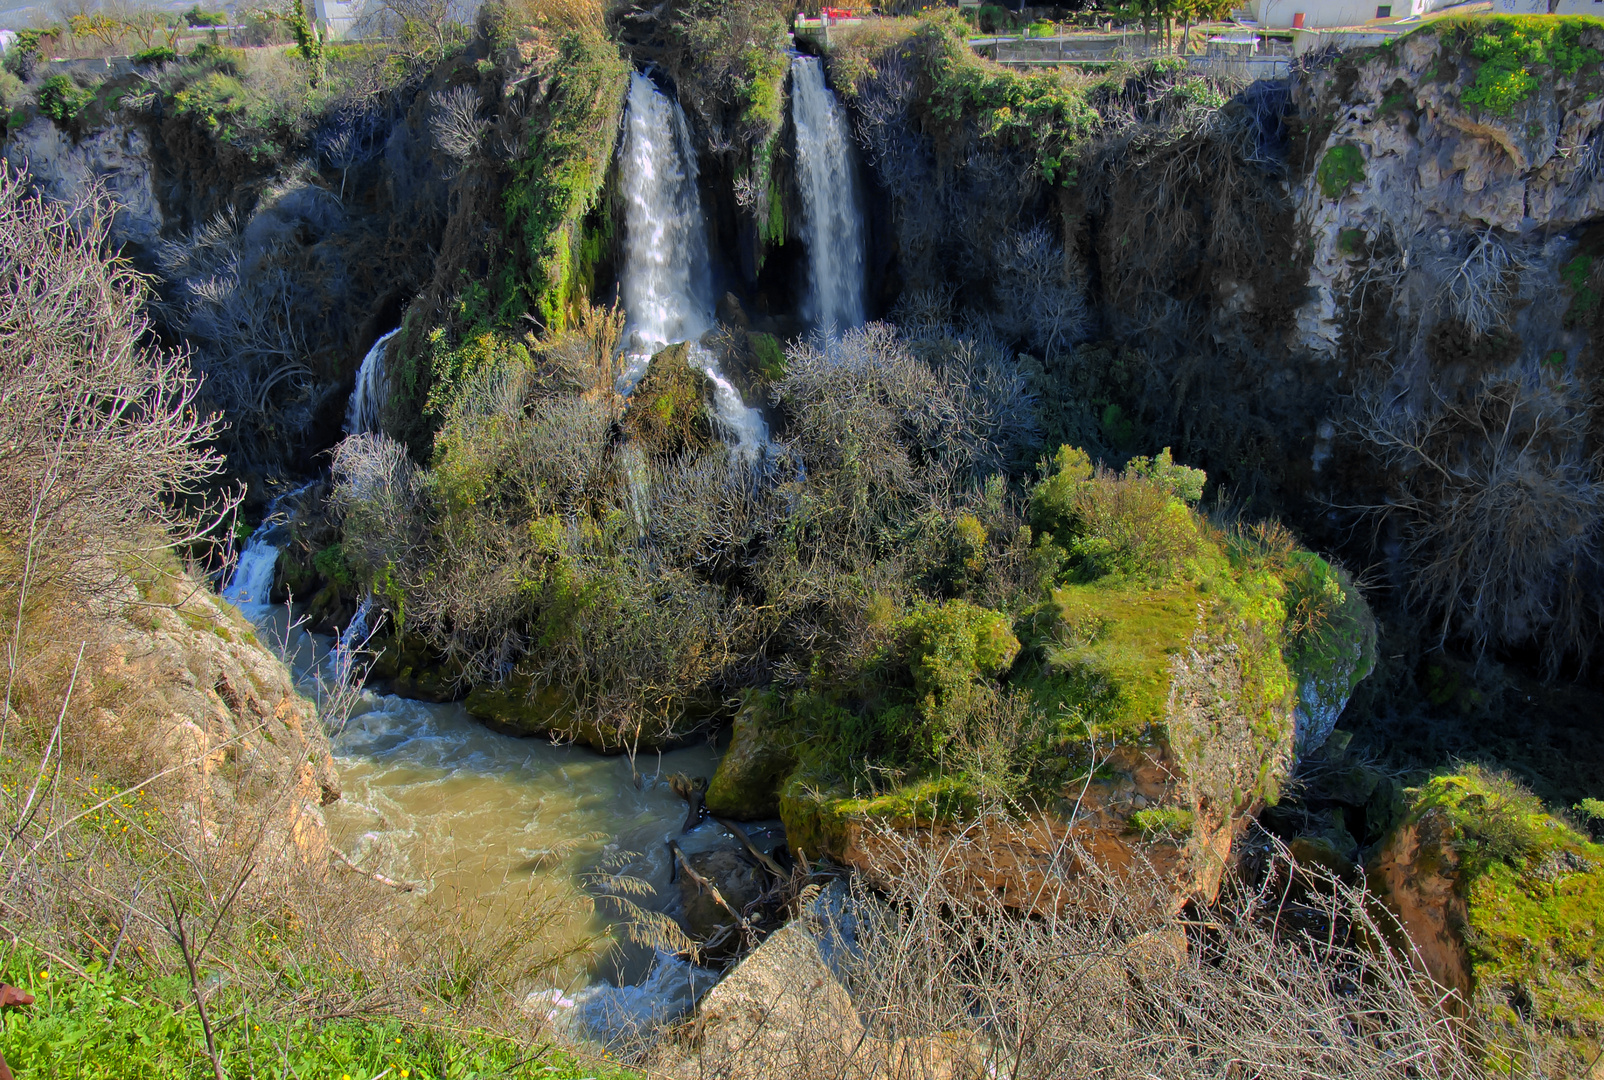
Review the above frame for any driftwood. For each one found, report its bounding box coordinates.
[667,839,751,936]
[712,816,787,880]
[668,773,709,833]
[330,847,416,892]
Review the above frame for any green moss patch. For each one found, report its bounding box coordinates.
[1316,143,1365,198]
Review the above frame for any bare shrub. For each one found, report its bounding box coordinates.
[1425,228,1526,338]
[157,191,336,471]
[430,85,488,165]
[1343,372,1602,669]
[991,222,1089,358]
[662,819,1483,1080]
[0,167,236,727]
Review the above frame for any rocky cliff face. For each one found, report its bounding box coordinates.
[87,570,341,884]
[1290,20,1604,360]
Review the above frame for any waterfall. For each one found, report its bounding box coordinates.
[792,56,866,337]
[346,327,399,436]
[618,72,767,464]
[619,72,714,381]
[223,480,316,615]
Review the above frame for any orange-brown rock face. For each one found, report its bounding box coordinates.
[85,574,341,888]
[1367,811,1472,1010]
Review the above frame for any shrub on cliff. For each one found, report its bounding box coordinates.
[0,167,234,595]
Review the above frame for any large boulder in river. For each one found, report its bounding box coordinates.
[706,693,800,820]
[773,446,1377,910]
[1368,767,1604,1073]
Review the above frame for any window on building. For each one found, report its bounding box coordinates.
[1376,4,1391,14]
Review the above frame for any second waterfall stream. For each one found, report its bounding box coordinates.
[792,55,866,337]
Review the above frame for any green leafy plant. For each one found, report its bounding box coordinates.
[133,45,178,65]
[1316,143,1365,198]
[1129,805,1195,841]
[35,75,98,126]
[1455,16,1603,116]
[185,5,229,26]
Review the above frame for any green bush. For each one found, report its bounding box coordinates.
[893,598,1021,757]
[35,75,95,126]
[1030,445,1207,583]
[171,70,246,128]
[1316,143,1365,198]
[313,542,357,589]
[133,45,179,65]
[185,4,230,26]
[1454,16,1603,115]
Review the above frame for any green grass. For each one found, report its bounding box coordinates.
[0,944,634,1080]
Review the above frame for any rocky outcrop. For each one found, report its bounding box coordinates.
[705,693,799,820]
[3,117,164,258]
[1290,21,1604,357]
[87,569,340,886]
[1368,768,1604,1071]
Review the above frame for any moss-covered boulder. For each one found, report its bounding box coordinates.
[622,342,714,457]
[774,446,1378,908]
[367,632,466,704]
[1369,767,1604,1073]
[706,693,800,820]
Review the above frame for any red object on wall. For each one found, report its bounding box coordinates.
[1292,11,1306,26]
[822,6,853,18]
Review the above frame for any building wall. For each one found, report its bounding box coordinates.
[312,0,364,39]
[1247,0,1428,27]
[1497,0,1604,13]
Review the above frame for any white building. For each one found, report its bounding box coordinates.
[1235,0,1436,28]
[312,0,364,39]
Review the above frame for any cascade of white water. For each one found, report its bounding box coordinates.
[618,72,767,463]
[346,327,400,436]
[223,480,317,615]
[619,72,714,384]
[791,56,866,336]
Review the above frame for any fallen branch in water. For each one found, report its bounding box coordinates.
[330,847,416,892]
[712,816,786,880]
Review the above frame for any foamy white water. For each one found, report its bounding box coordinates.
[222,480,316,615]
[792,56,866,336]
[619,73,714,368]
[346,327,399,435]
[618,72,768,464]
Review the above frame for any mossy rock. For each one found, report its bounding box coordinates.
[772,446,1375,903]
[367,632,466,704]
[465,676,573,738]
[622,342,714,456]
[1370,767,1604,1071]
[706,693,801,820]
[779,763,978,867]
